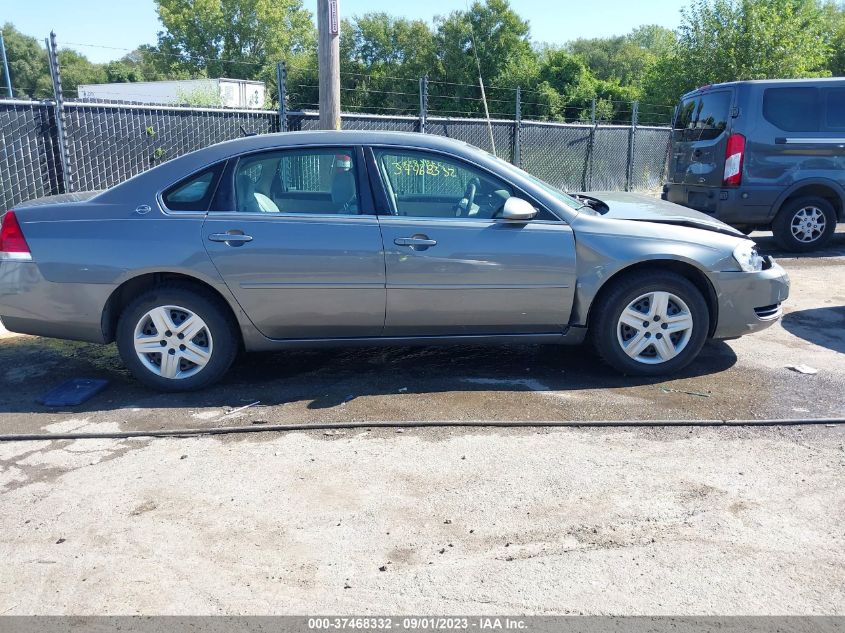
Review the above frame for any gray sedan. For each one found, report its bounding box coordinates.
[0,131,789,391]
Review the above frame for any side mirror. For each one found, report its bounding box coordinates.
[501,196,537,221]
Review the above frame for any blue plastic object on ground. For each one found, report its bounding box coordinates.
[38,378,109,407]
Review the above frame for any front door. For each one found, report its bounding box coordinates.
[202,146,385,339]
[370,148,576,336]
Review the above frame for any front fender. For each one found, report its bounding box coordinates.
[570,215,741,326]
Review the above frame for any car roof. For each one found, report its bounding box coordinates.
[206,129,480,158]
[96,129,517,204]
[681,77,845,99]
[127,129,489,186]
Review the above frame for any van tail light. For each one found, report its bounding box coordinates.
[722,133,746,187]
[0,211,32,260]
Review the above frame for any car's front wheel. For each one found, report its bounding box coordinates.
[116,284,239,391]
[591,271,710,376]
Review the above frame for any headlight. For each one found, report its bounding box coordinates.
[733,242,764,272]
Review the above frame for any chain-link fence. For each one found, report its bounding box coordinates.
[65,101,279,193]
[1,99,671,210]
[0,100,63,209]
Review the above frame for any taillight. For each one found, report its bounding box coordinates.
[723,133,746,187]
[0,211,32,260]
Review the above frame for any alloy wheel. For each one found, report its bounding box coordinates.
[616,291,694,364]
[790,206,826,243]
[133,305,213,379]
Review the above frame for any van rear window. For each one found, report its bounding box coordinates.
[763,87,820,132]
[673,91,731,141]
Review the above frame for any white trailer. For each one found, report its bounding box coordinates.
[77,78,266,109]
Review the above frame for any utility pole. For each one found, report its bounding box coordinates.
[317,0,341,130]
[0,33,12,98]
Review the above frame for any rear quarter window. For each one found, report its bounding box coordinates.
[762,87,821,132]
[673,91,731,141]
[162,162,225,212]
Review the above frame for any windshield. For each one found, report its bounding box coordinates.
[483,152,586,210]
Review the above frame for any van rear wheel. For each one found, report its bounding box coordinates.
[772,196,836,252]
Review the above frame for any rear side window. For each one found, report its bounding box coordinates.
[162,162,225,211]
[673,91,731,141]
[763,88,820,132]
[233,148,360,214]
[825,88,845,129]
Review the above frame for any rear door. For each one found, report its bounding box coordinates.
[670,89,734,188]
[202,146,386,340]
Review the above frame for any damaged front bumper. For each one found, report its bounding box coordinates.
[709,258,790,340]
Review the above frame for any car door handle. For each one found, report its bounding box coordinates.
[394,237,437,247]
[209,232,253,244]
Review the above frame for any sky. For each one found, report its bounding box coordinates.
[2,0,684,63]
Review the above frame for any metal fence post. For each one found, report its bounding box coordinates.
[513,86,522,167]
[625,100,639,192]
[46,31,73,193]
[419,75,428,134]
[0,33,13,98]
[585,98,596,191]
[276,61,288,132]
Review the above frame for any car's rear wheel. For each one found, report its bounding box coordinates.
[591,271,710,376]
[772,196,837,252]
[116,284,239,391]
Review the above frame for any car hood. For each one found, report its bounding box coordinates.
[581,191,745,238]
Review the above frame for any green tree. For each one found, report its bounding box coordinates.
[433,0,536,115]
[333,13,439,113]
[0,23,51,98]
[0,24,107,98]
[568,36,652,86]
[154,0,315,80]
[644,0,832,106]
[824,2,845,75]
[105,61,143,83]
[57,49,107,95]
[627,25,677,59]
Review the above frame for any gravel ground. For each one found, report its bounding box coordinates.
[0,425,843,614]
[0,231,844,614]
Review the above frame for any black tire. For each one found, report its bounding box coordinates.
[116,283,239,392]
[772,196,837,252]
[591,271,710,376]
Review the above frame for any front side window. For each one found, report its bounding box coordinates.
[673,91,731,141]
[233,148,360,214]
[161,163,224,211]
[375,149,513,219]
[763,87,821,132]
